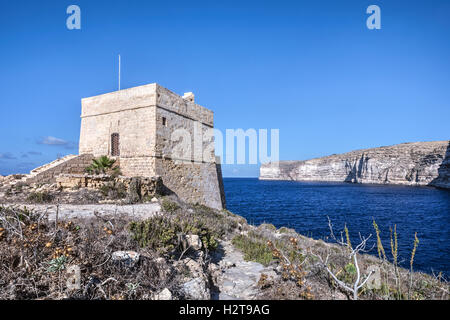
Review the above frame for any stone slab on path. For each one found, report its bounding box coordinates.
[216,240,276,300]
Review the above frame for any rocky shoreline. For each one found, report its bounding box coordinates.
[260,141,450,189]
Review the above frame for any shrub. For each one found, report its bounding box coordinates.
[129,215,219,253]
[27,192,53,203]
[174,216,218,251]
[222,209,247,225]
[192,205,240,237]
[129,217,178,252]
[278,227,290,234]
[232,233,273,266]
[99,182,127,199]
[161,198,180,213]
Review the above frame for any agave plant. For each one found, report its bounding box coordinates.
[47,256,67,272]
[85,156,119,175]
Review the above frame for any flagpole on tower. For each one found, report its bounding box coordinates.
[118,54,121,91]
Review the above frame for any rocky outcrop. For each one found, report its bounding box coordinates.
[260,141,450,188]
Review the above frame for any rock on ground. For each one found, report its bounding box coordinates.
[214,240,277,300]
[183,277,210,300]
[153,288,172,300]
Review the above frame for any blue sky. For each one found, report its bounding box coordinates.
[0,0,449,177]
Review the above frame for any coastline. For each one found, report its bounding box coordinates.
[1,194,448,300]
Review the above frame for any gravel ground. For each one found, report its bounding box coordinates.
[9,203,162,221]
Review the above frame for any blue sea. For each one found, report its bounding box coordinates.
[223,178,450,277]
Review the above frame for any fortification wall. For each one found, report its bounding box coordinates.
[154,84,214,163]
[79,106,156,157]
[153,85,223,208]
[155,106,214,163]
[155,84,213,127]
[215,157,227,209]
[155,158,225,210]
[81,84,157,117]
[119,156,156,177]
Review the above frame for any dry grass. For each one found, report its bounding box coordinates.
[0,206,182,299]
[234,222,450,300]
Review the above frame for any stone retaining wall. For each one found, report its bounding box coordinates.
[56,174,165,198]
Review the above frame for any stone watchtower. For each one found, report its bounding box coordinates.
[79,83,225,209]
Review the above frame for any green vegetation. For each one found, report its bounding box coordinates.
[335,262,357,284]
[129,214,220,253]
[27,192,53,203]
[373,219,387,260]
[232,233,273,266]
[129,217,178,252]
[47,256,67,272]
[161,198,180,213]
[99,181,127,199]
[0,205,182,300]
[85,155,120,175]
[128,201,245,255]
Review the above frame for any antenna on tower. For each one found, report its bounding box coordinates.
[118,54,121,91]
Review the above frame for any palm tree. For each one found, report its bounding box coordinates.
[85,156,118,175]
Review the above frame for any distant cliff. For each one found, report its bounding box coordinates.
[260,141,450,189]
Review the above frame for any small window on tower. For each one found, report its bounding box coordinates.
[111,133,120,156]
[162,117,167,126]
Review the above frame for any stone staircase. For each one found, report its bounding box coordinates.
[29,155,78,176]
[26,154,94,185]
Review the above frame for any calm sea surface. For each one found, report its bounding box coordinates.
[223,178,450,277]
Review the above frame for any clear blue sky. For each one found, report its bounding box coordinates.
[0,0,449,177]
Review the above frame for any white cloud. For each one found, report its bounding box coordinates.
[37,136,69,145]
[36,136,77,150]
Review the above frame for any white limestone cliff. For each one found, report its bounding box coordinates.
[260,141,450,189]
